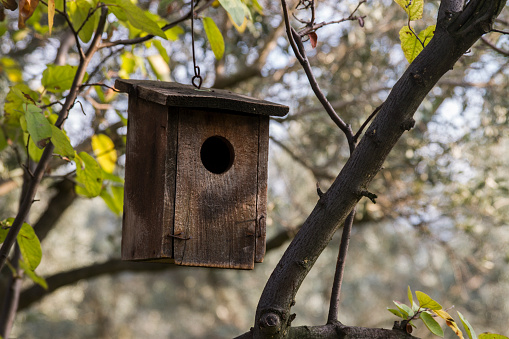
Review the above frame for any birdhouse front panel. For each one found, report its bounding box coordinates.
[116,79,288,269]
[173,108,263,269]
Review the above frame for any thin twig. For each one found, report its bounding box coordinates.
[298,0,366,37]
[353,104,383,143]
[281,0,355,152]
[481,36,509,56]
[327,210,355,323]
[80,83,120,92]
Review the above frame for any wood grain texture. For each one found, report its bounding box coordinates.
[173,109,260,269]
[255,117,269,263]
[115,79,289,117]
[122,98,169,261]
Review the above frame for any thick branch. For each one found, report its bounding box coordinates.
[253,1,506,337]
[18,259,174,311]
[237,321,417,339]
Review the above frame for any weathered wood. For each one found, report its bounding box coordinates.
[173,109,260,269]
[118,80,288,269]
[122,97,169,261]
[115,79,288,117]
[255,117,269,263]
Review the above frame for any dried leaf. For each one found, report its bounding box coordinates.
[18,0,39,28]
[309,32,318,49]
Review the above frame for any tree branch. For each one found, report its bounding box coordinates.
[252,1,507,337]
[281,0,355,152]
[327,210,355,323]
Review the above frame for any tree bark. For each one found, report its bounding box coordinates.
[252,1,506,338]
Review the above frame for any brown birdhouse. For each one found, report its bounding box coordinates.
[115,80,288,269]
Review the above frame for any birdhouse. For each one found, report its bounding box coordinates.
[115,80,288,269]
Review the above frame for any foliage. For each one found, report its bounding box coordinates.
[389,287,508,338]
[394,0,435,63]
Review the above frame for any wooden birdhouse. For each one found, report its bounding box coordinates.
[115,80,288,269]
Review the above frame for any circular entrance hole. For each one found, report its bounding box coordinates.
[200,136,235,174]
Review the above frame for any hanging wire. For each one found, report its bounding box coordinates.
[190,0,202,89]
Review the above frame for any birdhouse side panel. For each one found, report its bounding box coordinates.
[173,109,260,269]
[255,117,269,263]
[122,98,172,261]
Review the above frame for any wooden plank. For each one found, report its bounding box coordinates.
[173,109,259,269]
[255,117,269,263]
[122,98,168,261]
[115,79,289,117]
[160,107,179,258]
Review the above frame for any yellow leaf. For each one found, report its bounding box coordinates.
[91,134,117,173]
[48,0,55,35]
[228,12,247,33]
[434,310,464,339]
[203,16,225,60]
[394,0,423,21]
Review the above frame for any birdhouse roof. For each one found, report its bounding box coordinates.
[115,79,289,117]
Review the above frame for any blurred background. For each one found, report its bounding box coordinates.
[1,0,509,337]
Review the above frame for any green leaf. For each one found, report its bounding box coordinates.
[203,17,225,60]
[0,218,14,243]
[42,65,86,93]
[68,0,99,43]
[399,25,435,63]
[458,312,477,339]
[420,312,444,337]
[102,170,124,184]
[0,128,7,152]
[458,311,477,339]
[479,334,509,339]
[415,291,442,310]
[24,133,44,162]
[76,152,103,197]
[115,110,128,126]
[18,223,42,271]
[91,134,117,173]
[148,54,171,81]
[393,300,414,317]
[419,25,436,46]
[19,259,48,289]
[407,286,413,306]
[51,125,75,160]
[153,40,170,64]
[0,57,22,83]
[3,84,38,125]
[119,52,137,79]
[105,0,166,39]
[394,0,423,21]
[164,25,184,41]
[387,308,405,319]
[100,185,124,215]
[218,0,245,26]
[24,104,52,149]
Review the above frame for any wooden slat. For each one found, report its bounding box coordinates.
[255,117,270,263]
[122,98,168,260]
[115,79,289,117]
[173,109,259,269]
[160,107,179,259]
